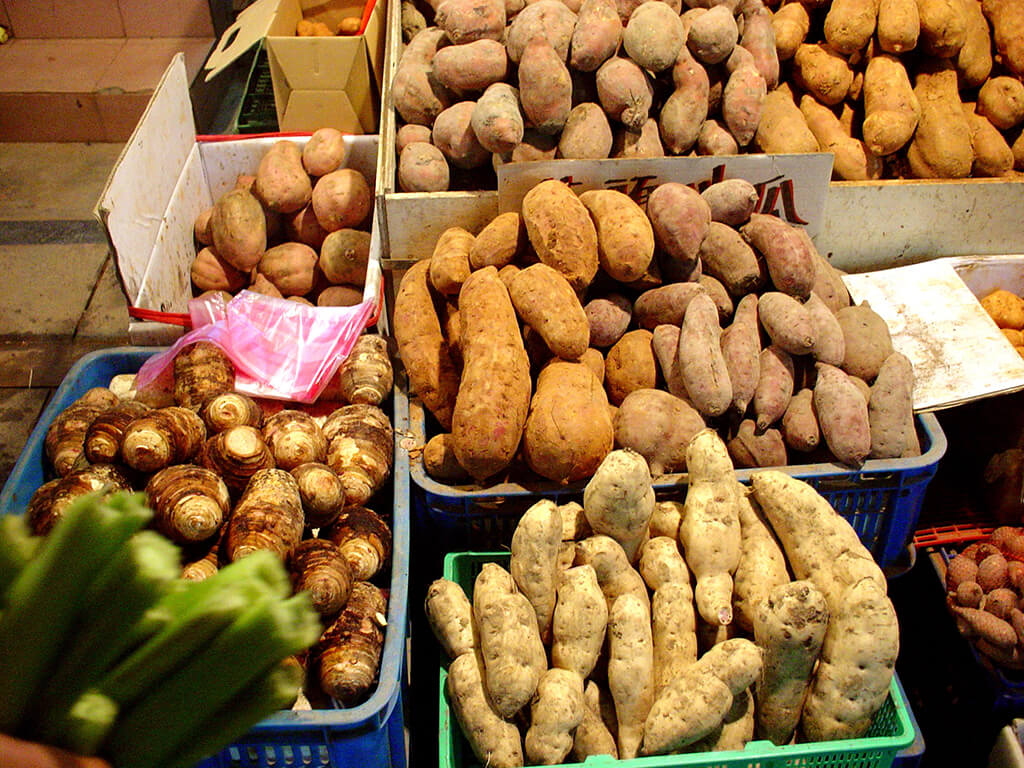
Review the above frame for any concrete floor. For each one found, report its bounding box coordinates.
[0,141,131,488]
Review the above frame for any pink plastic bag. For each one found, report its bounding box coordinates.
[136,290,376,403]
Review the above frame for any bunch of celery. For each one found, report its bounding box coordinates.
[0,491,321,768]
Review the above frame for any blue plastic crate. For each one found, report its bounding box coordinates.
[0,347,409,768]
[398,391,947,572]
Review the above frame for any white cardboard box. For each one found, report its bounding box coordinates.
[94,54,382,346]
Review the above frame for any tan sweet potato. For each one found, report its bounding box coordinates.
[552,565,608,678]
[917,0,967,57]
[755,83,819,154]
[605,329,658,405]
[824,0,878,54]
[977,77,1024,131]
[522,180,599,292]
[596,57,655,130]
[570,0,623,71]
[613,389,706,474]
[984,0,1024,78]
[469,211,525,270]
[801,94,884,181]
[836,302,894,381]
[559,103,614,159]
[452,267,532,481]
[579,190,655,283]
[660,46,711,155]
[954,0,991,86]
[255,140,312,214]
[446,652,524,768]
[312,168,372,232]
[623,1,685,72]
[423,433,471,482]
[319,228,371,286]
[906,61,973,179]
[614,118,667,157]
[210,188,267,271]
[877,0,920,53]
[429,227,475,296]
[398,142,450,192]
[793,43,854,106]
[773,2,810,60]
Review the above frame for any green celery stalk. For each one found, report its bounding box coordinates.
[59,692,119,756]
[125,548,292,648]
[0,515,38,600]
[0,491,151,734]
[27,530,181,746]
[95,550,293,708]
[104,592,321,768]
[161,659,305,768]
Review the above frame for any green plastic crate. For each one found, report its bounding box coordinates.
[439,551,917,768]
[235,42,278,135]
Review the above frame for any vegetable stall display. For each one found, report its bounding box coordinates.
[16,336,397,727]
[426,431,902,765]
[391,0,1024,183]
[394,175,921,488]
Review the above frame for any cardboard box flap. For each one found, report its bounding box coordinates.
[204,0,280,81]
[94,54,198,304]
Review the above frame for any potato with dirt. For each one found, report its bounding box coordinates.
[579,190,655,283]
[521,180,599,293]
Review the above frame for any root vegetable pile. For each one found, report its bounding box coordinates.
[394,0,1024,183]
[944,527,1024,670]
[396,178,918,488]
[426,432,900,765]
[21,333,396,731]
[191,129,374,307]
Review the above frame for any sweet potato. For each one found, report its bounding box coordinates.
[433,39,508,94]
[429,227,474,297]
[982,289,1024,329]
[688,5,739,64]
[869,352,918,459]
[191,246,247,293]
[755,83,819,153]
[469,83,525,156]
[754,345,796,431]
[656,52,709,155]
[623,1,685,72]
[519,37,573,135]
[521,179,599,292]
[608,593,656,758]
[877,0,919,52]
[510,499,563,643]
[570,0,623,71]
[732,490,790,633]
[312,168,372,232]
[579,190,655,283]
[398,142,450,192]
[698,274,733,325]
[906,61,973,179]
[425,578,476,658]
[983,0,1024,78]
[505,0,578,62]
[837,302,894,380]
[255,140,312,214]
[433,101,491,169]
[793,43,854,106]
[586,293,633,348]
[955,0,991,86]
[257,242,317,297]
[573,681,619,760]
[446,651,524,768]
[801,94,884,181]
[613,389,706,473]
[679,294,733,418]
[574,535,651,613]
[650,325,686,398]
[634,282,706,329]
[614,118,667,157]
[525,668,585,765]
[740,3,780,89]
[552,565,608,678]
[210,188,267,271]
[391,27,453,126]
[468,212,525,270]
[596,57,655,130]
[646,183,712,274]
[559,103,614,159]
[966,108,1015,177]
[509,264,590,360]
[582,448,655,563]
[423,433,471,482]
[917,0,967,57]
[824,0,878,54]
[773,2,810,60]
[722,62,768,147]
[698,119,740,155]
[605,329,658,405]
[814,362,871,467]
[451,267,532,480]
[642,666,733,754]
[721,294,762,414]
[303,127,348,177]
[523,361,614,482]
[700,178,759,228]
[434,0,505,42]
[741,214,816,299]
[728,420,788,468]
[805,292,846,365]
[757,292,816,355]
[781,388,820,452]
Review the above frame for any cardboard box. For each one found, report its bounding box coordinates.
[376,0,1024,272]
[204,0,385,134]
[94,54,383,346]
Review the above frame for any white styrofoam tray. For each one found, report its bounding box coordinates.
[95,53,383,345]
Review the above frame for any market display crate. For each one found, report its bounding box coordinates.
[0,347,410,768]
[927,543,1024,719]
[396,389,947,572]
[375,0,1024,272]
[438,551,918,768]
[94,54,384,346]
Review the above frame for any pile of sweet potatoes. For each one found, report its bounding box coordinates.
[944,527,1024,670]
[392,0,1024,184]
[426,433,899,765]
[190,129,374,308]
[393,176,919,488]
